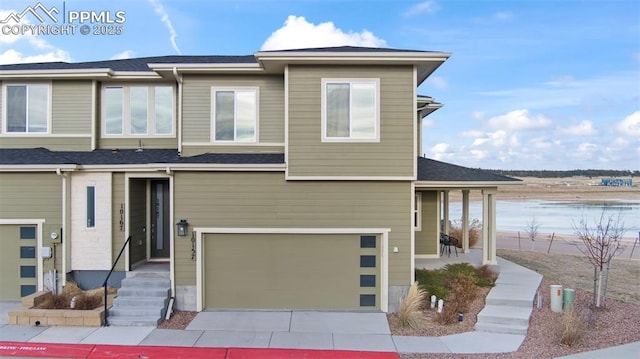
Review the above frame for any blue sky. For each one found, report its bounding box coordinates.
[1,0,639,170]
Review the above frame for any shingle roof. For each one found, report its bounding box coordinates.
[0,55,257,72]
[417,157,519,182]
[258,46,438,53]
[0,148,284,166]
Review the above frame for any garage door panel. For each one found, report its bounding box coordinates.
[204,233,379,310]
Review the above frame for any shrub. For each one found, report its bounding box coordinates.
[74,294,102,310]
[476,265,498,287]
[436,297,460,324]
[37,293,71,309]
[397,282,427,329]
[443,263,477,279]
[558,309,586,347]
[448,272,478,313]
[449,218,482,248]
[415,268,449,301]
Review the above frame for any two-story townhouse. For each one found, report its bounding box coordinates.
[0,47,518,325]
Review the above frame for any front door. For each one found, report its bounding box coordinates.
[150,180,170,259]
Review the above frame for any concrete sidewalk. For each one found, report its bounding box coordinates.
[1,255,636,357]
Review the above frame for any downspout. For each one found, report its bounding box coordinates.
[166,167,176,310]
[172,67,183,155]
[56,168,67,287]
[91,80,97,150]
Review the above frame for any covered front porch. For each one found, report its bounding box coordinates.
[413,157,521,265]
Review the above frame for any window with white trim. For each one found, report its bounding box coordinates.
[3,84,50,133]
[414,193,422,231]
[103,85,174,136]
[322,79,379,141]
[211,88,257,143]
[86,185,96,228]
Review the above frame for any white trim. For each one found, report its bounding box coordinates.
[410,183,416,284]
[91,80,97,150]
[320,78,380,143]
[61,172,68,286]
[412,66,418,179]
[0,134,91,138]
[0,219,46,292]
[176,71,183,154]
[181,142,284,147]
[285,175,415,181]
[168,174,176,298]
[1,165,78,172]
[195,227,391,312]
[210,87,259,144]
[2,82,52,135]
[284,65,290,168]
[414,192,422,232]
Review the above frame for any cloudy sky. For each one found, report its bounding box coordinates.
[1,0,638,170]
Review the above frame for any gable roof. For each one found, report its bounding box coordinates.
[417,157,520,185]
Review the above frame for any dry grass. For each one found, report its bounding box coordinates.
[497,249,640,305]
[398,281,427,329]
[558,308,587,347]
[450,218,481,248]
[35,282,113,310]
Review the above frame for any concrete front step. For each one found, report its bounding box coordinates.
[474,322,529,335]
[110,306,166,317]
[106,315,162,327]
[113,296,169,307]
[484,289,536,308]
[117,287,171,297]
[477,305,532,326]
[120,276,170,288]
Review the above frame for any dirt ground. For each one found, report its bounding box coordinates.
[450,176,639,202]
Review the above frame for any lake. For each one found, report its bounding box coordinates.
[449,199,640,239]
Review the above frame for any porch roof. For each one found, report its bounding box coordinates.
[416,156,521,187]
[0,148,285,167]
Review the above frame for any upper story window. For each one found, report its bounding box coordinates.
[321,79,379,142]
[211,88,257,143]
[3,84,50,134]
[103,85,174,136]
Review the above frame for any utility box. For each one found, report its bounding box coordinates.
[563,288,575,310]
[550,284,563,312]
[41,247,52,258]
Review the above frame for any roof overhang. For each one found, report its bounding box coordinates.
[415,180,523,188]
[0,68,164,80]
[255,50,450,84]
[148,63,264,75]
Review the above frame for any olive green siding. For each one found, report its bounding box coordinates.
[415,191,439,255]
[181,75,285,147]
[110,173,127,271]
[173,172,411,287]
[0,172,62,276]
[128,179,147,265]
[52,81,93,135]
[0,137,91,150]
[204,233,379,310]
[287,65,415,178]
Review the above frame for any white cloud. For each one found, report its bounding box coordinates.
[486,109,552,131]
[429,76,448,89]
[494,11,514,21]
[576,142,597,156]
[110,50,135,60]
[560,120,597,136]
[0,8,71,64]
[616,111,640,137]
[148,0,181,54]
[460,130,484,138]
[471,111,484,120]
[404,1,439,17]
[261,16,386,51]
[429,142,455,161]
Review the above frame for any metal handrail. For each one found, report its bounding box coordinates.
[103,235,131,326]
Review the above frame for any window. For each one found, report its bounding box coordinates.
[3,84,49,133]
[414,193,422,231]
[86,186,95,228]
[322,79,378,141]
[103,85,174,136]
[211,88,257,142]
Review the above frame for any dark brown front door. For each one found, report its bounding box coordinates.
[150,180,170,259]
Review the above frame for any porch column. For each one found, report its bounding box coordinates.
[481,189,497,265]
[442,190,450,235]
[462,190,470,253]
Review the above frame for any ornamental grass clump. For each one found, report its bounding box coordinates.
[398,281,426,329]
[558,308,586,347]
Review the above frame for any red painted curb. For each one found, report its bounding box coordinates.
[0,341,400,359]
[0,341,95,358]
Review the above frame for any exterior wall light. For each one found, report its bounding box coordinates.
[177,219,189,237]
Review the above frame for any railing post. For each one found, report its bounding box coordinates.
[103,235,131,326]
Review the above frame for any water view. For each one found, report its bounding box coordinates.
[449,199,640,239]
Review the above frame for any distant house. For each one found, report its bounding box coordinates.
[601,178,633,186]
[0,46,519,324]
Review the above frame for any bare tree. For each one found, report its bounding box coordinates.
[572,210,625,308]
[525,216,540,251]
